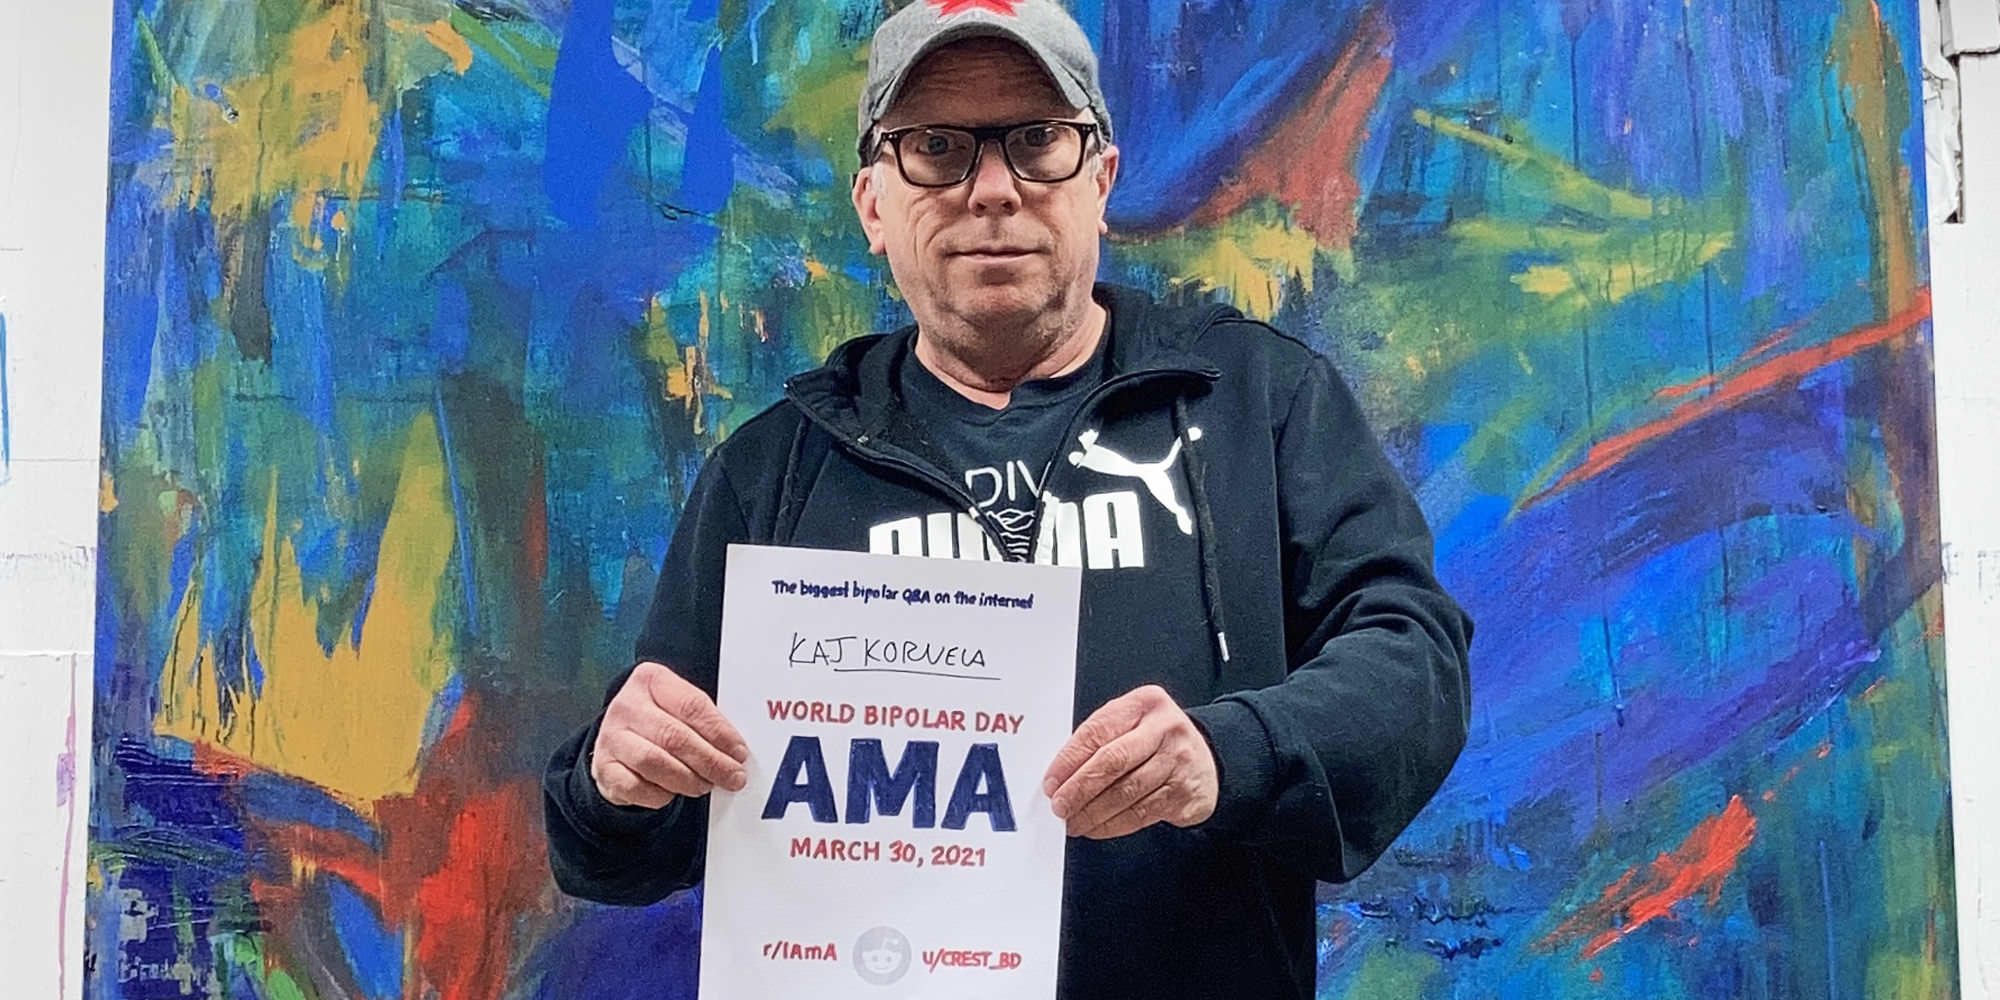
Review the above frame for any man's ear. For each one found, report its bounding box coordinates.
[852,164,888,256]
[1094,144,1120,236]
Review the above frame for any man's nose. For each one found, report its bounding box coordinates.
[965,139,1021,215]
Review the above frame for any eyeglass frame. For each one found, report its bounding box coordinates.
[862,119,1104,189]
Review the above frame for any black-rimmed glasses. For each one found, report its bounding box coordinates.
[869,120,1100,188]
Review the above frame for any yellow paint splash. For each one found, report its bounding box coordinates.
[141,9,475,254]
[1511,232,1732,306]
[642,293,732,435]
[155,414,459,807]
[154,6,383,250]
[418,19,474,75]
[100,470,119,513]
[1118,201,1319,320]
[1414,109,1658,220]
[766,56,871,163]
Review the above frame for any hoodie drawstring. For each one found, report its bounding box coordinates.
[1172,396,1230,676]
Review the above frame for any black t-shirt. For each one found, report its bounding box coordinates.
[895,331,1110,561]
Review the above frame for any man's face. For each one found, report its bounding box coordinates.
[852,39,1118,335]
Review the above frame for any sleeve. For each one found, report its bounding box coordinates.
[542,455,750,904]
[1185,354,1474,882]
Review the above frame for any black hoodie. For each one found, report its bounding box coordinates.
[544,283,1474,999]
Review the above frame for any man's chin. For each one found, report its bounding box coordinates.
[944,283,1056,327]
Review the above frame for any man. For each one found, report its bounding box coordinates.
[543,1,1474,996]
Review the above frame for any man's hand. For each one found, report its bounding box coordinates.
[590,661,750,808]
[1042,685,1220,839]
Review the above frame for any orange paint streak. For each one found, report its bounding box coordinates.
[1651,374,1718,401]
[1816,742,1833,759]
[1527,290,1931,507]
[1540,796,1757,959]
[1589,967,1604,984]
[1860,676,1888,701]
[1186,8,1393,248]
[1652,319,1809,401]
[1744,324,1802,362]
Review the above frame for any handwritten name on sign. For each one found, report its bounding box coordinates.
[702,544,1078,999]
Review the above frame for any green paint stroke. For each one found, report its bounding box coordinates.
[1326,937,1443,998]
[217,932,313,1000]
[448,9,556,98]
[1413,108,1657,220]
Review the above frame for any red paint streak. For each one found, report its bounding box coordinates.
[1589,967,1604,984]
[1860,676,1888,701]
[1744,323,1803,362]
[408,786,545,1000]
[191,740,254,778]
[524,455,548,587]
[249,696,548,1000]
[269,823,388,901]
[928,0,1019,16]
[1526,290,1931,507]
[1661,317,1818,400]
[1816,742,1833,759]
[1185,8,1393,248]
[1651,374,1718,401]
[1540,796,1757,960]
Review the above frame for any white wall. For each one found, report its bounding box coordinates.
[0,3,113,998]
[1933,1,2000,992]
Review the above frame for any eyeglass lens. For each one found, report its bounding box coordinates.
[895,123,1087,186]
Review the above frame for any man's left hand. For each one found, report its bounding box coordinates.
[1042,685,1220,839]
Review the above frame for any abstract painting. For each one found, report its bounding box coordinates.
[90,0,1952,996]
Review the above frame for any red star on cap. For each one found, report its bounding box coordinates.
[929,0,1021,16]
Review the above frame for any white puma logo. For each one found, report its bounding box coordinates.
[1066,427,1202,535]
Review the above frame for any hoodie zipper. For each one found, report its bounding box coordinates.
[1022,367,1210,564]
[846,435,1019,559]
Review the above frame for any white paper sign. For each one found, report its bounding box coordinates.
[699,544,1082,1000]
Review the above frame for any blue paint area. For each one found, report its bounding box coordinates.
[421,671,466,751]
[239,770,381,850]
[434,386,479,638]
[543,0,653,227]
[110,738,249,858]
[352,573,375,647]
[378,100,407,238]
[678,46,734,214]
[325,875,404,998]
[431,282,472,371]
[528,892,703,1000]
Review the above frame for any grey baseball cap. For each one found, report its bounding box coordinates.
[856,0,1112,161]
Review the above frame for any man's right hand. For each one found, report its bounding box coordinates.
[590,661,750,808]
